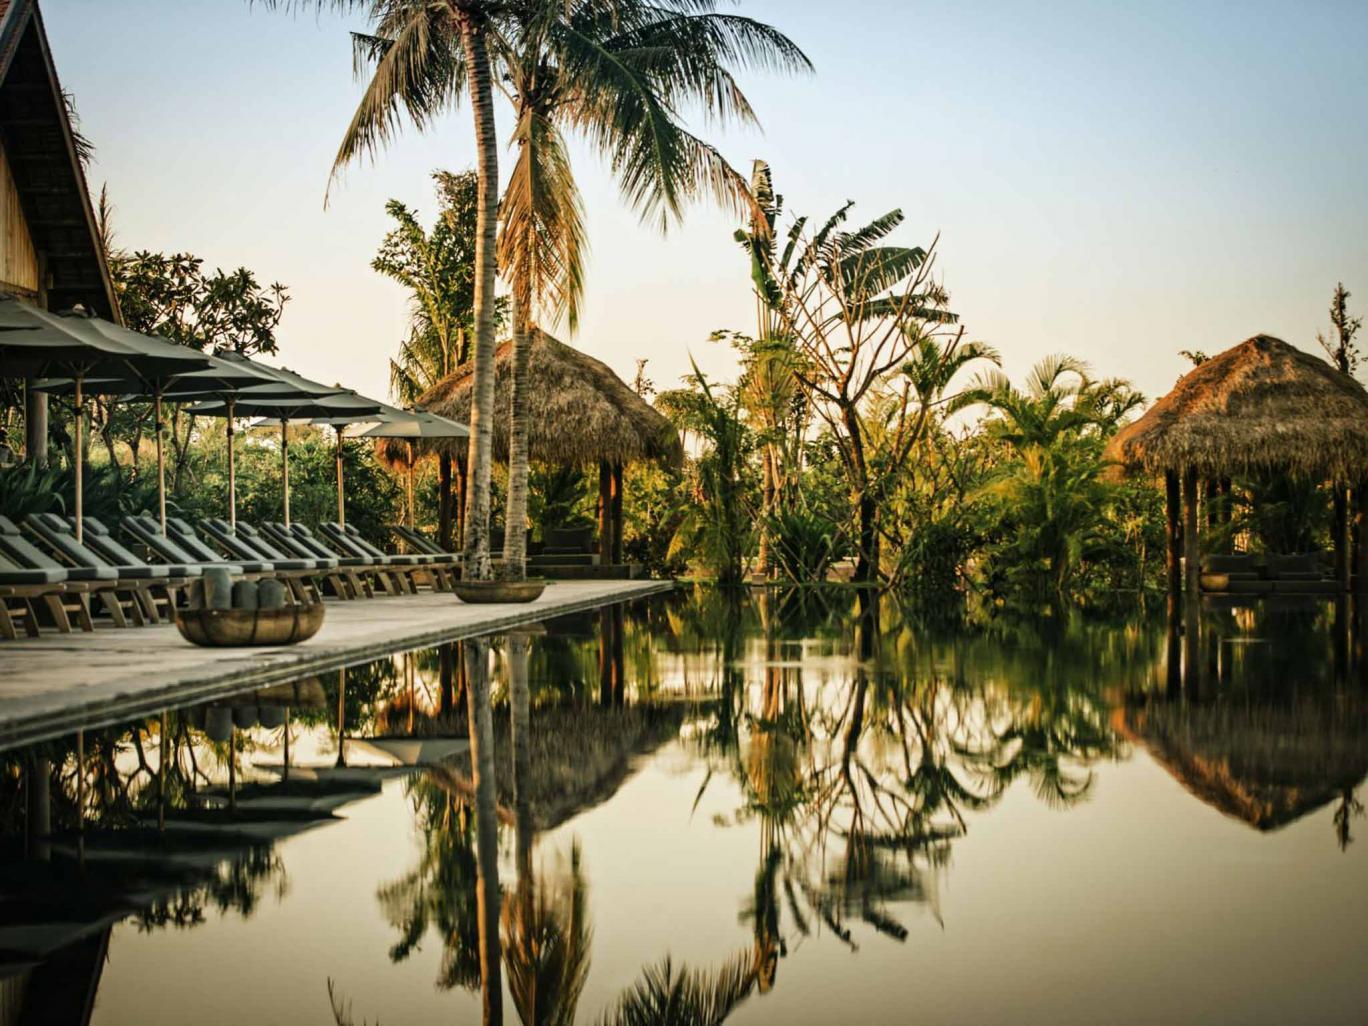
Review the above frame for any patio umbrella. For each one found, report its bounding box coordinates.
[34,348,274,535]
[0,296,209,542]
[355,405,469,530]
[190,372,380,527]
[311,400,468,527]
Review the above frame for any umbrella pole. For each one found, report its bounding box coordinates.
[226,397,237,530]
[407,440,415,530]
[336,427,346,527]
[73,375,84,543]
[281,418,291,528]
[155,389,167,536]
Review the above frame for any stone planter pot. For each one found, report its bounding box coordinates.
[451,578,548,604]
[175,603,325,647]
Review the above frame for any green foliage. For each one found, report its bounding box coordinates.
[1240,472,1328,554]
[659,367,757,585]
[374,170,485,401]
[232,430,403,541]
[622,461,689,577]
[0,462,66,520]
[529,465,594,537]
[961,356,1149,599]
[111,250,288,356]
[765,505,849,583]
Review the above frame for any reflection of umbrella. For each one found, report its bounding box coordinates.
[0,296,208,542]
[317,402,467,527]
[189,364,380,527]
[35,348,272,535]
[349,737,469,766]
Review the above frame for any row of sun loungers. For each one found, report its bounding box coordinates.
[0,512,462,640]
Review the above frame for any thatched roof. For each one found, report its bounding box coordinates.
[1115,697,1368,831]
[1105,335,1368,480]
[385,330,682,469]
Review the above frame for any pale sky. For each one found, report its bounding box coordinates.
[45,0,1368,406]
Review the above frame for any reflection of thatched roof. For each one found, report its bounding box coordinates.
[1104,335,1368,479]
[1116,698,1368,830]
[431,703,687,831]
[381,330,683,469]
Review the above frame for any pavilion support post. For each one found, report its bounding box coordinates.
[438,453,453,552]
[1165,471,1182,601]
[1355,481,1368,593]
[1334,484,1350,593]
[1183,467,1200,601]
[406,441,416,530]
[24,379,47,467]
[610,461,624,566]
[456,455,468,551]
[598,460,612,566]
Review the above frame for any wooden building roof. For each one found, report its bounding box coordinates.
[0,0,118,319]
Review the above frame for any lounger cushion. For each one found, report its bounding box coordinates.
[237,522,336,569]
[166,518,228,562]
[0,561,66,584]
[59,565,119,582]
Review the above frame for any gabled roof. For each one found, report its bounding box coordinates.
[0,0,118,320]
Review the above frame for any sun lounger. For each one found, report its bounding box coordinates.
[260,522,391,599]
[26,513,195,624]
[224,521,353,600]
[325,521,456,590]
[393,524,451,558]
[169,517,319,603]
[120,515,249,577]
[341,521,455,590]
[0,551,80,638]
[318,522,425,592]
[0,515,133,627]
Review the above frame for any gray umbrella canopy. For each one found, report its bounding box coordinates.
[0,298,209,379]
[0,296,210,541]
[317,402,468,527]
[188,366,381,527]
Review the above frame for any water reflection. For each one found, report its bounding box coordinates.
[0,587,1364,1025]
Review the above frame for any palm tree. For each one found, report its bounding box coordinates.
[261,0,505,578]
[373,169,481,548]
[959,356,1144,596]
[493,1,811,578]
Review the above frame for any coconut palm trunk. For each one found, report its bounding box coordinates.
[503,296,532,578]
[456,4,500,582]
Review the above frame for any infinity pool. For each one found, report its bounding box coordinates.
[2,588,1365,1025]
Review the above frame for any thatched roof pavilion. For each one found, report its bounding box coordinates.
[386,330,681,566]
[1106,335,1368,481]
[1105,335,1368,599]
[384,330,682,469]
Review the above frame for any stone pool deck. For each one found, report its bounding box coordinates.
[0,578,674,750]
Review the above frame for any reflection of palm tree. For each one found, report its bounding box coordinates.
[502,844,592,1026]
[1333,788,1363,851]
[596,952,756,1026]
[376,777,484,990]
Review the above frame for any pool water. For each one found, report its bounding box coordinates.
[1,588,1365,1025]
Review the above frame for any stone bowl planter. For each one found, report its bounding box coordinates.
[175,603,326,647]
[451,578,547,604]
